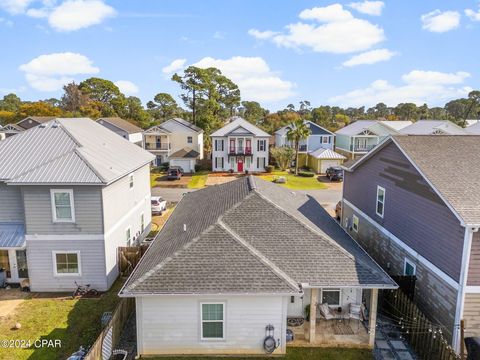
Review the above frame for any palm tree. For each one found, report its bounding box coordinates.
[286,120,311,175]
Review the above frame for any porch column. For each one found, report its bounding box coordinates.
[309,289,317,343]
[368,288,379,347]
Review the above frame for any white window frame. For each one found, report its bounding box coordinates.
[352,214,359,232]
[404,258,416,276]
[258,139,266,151]
[320,288,341,307]
[50,189,75,223]
[129,173,134,189]
[126,226,132,246]
[140,212,145,233]
[52,250,81,277]
[200,302,225,341]
[376,186,385,218]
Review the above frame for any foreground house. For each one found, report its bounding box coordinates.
[275,121,345,173]
[341,135,480,351]
[211,117,270,172]
[0,116,56,140]
[335,120,412,159]
[120,176,396,356]
[399,120,467,135]
[465,121,480,134]
[143,118,204,170]
[0,118,154,291]
[96,117,144,144]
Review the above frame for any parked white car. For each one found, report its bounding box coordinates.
[151,196,167,215]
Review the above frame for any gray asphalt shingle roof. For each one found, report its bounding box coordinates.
[121,177,396,296]
[169,147,200,159]
[97,117,143,134]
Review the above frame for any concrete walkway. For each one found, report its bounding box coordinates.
[374,315,418,360]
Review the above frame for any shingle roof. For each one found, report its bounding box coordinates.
[400,120,467,135]
[121,177,396,296]
[210,117,270,137]
[275,121,333,136]
[0,223,25,248]
[0,118,154,185]
[335,120,411,136]
[169,147,200,159]
[170,118,203,133]
[97,117,143,134]
[308,148,346,160]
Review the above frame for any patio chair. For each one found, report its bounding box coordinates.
[317,303,335,321]
[348,303,365,329]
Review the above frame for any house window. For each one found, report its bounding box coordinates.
[140,213,145,233]
[129,173,134,188]
[404,259,416,276]
[376,186,385,217]
[201,303,225,340]
[257,139,266,151]
[53,251,80,276]
[246,157,251,169]
[215,157,224,169]
[187,136,193,144]
[50,189,75,222]
[0,251,11,278]
[215,139,224,151]
[322,136,329,143]
[352,214,359,232]
[257,157,266,169]
[126,227,132,246]
[290,296,295,303]
[321,289,341,306]
[230,157,235,170]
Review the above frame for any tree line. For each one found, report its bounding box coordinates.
[1,66,479,139]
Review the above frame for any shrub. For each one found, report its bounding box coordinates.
[300,165,311,172]
[194,164,201,172]
[298,171,315,177]
[265,165,275,173]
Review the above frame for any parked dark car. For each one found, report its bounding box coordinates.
[326,166,343,181]
[167,168,182,180]
[169,166,184,175]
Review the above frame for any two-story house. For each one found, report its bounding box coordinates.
[0,118,154,292]
[335,120,412,159]
[399,120,468,135]
[275,120,345,173]
[96,117,144,144]
[142,118,204,172]
[210,117,270,173]
[341,135,480,351]
[0,116,56,140]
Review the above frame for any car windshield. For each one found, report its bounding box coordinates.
[151,200,158,205]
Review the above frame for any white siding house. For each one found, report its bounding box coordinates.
[211,117,270,173]
[96,117,144,144]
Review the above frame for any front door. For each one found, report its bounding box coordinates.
[16,250,28,279]
[237,158,244,172]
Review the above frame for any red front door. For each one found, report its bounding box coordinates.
[237,159,244,172]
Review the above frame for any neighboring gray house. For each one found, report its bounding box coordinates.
[400,120,467,135]
[341,135,480,351]
[0,116,56,140]
[96,117,144,144]
[120,176,396,356]
[0,118,154,292]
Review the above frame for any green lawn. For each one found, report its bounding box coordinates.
[146,347,372,360]
[257,171,327,190]
[0,279,124,360]
[150,172,165,187]
[187,171,209,189]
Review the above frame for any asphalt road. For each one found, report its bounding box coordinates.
[151,187,195,203]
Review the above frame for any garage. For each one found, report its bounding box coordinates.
[320,159,343,173]
[168,147,200,174]
[307,148,346,174]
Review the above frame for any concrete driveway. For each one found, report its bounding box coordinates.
[151,187,196,203]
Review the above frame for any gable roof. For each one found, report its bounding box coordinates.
[97,117,143,134]
[345,135,480,226]
[308,148,346,160]
[120,177,396,296]
[335,120,412,136]
[143,118,203,135]
[210,117,270,137]
[465,121,480,134]
[275,120,333,136]
[168,117,203,133]
[0,118,154,185]
[400,120,467,135]
[169,147,200,159]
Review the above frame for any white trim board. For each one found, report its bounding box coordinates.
[26,234,104,241]
[343,198,459,290]
[466,286,480,293]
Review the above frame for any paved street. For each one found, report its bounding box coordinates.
[151,187,195,203]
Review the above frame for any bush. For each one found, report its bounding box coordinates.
[298,171,315,177]
[265,165,275,173]
[194,164,201,172]
[300,165,312,172]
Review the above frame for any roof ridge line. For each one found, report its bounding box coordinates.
[217,219,300,293]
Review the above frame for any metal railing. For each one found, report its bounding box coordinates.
[351,144,376,152]
[145,143,169,150]
[228,147,252,155]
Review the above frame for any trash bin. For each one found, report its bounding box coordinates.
[465,337,480,360]
[0,269,6,288]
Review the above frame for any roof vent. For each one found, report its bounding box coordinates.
[183,224,187,232]
[51,121,58,128]
[247,175,257,190]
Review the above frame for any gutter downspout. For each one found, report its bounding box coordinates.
[453,226,478,352]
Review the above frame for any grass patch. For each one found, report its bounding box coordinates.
[146,347,372,360]
[150,173,165,188]
[187,171,209,189]
[0,279,124,360]
[257,171,327,190]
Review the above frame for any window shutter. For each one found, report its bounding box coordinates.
[221,157,224,168]
[257,157,259,168]
[221,140,224,151]
[215,157,217,168]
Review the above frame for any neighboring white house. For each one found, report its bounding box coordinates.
[0,116,56,140]
[0,118,154,292]
[465,121,480,134]
[120,176,396,356]
[335,120,412,159]
[143,118,204,169]
[96,117,144,144]
[210,117,270,172]
[399,120,467,135]
[275,120,346,173]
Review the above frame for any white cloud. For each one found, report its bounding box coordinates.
[162,58,187,74]
[348,1,384,16]
[192,56,295,103]
[249,4,384,54]
[48,0,116,32]
[0,17,13,26]
[342,48,396,67]
[329,70,471,107]
[25,7,48,17]
[465,7,480,21]
[19,52,99,91]
[421,10,460,33]
[114,80,138,95]
[0,0,33,14]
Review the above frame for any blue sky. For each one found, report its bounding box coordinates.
[1,0,479,111]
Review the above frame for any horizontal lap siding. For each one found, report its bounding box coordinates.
[137,295,286,355]
[26,239,107,291]
[0,183,23,222]
[467,232,480,286]
[23,186,103,235]
[463,293,480,337]
[343,142,464,281]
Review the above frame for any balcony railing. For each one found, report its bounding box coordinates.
[145,143,169,150]
[228,147,252,155]
[350,144,376,152]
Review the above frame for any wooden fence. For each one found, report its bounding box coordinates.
[382,288,461,360]
[84,297,135,360]
[118,245,149,277]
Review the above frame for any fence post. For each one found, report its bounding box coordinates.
[460,319,465,360]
